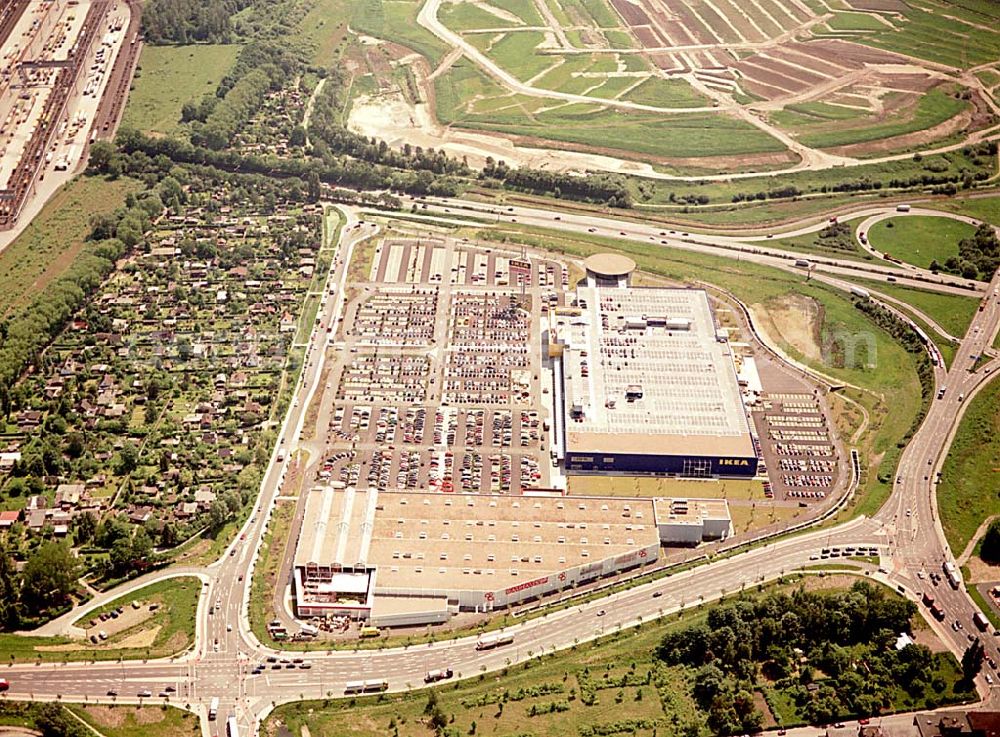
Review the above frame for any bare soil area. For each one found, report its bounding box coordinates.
[757,293,824,361]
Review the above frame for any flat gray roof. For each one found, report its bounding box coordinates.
[295,488,660,591]
[557,287,754,458]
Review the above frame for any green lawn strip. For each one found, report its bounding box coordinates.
[848,277,979,339]
[0,177,142,318]
[937,379,1000,555]
[630,147,993,207]
[867,216,976,269]
[964,575,1000,631]
[68,704,200,737]
[266,581,970,736]
[0,703,198,737]
[622,76,711,108]
[351,0,449,66]
[930,196,1000,227]
[825,11,891,31]
[1,577,199,663]
[122,45,241,135]
[250,500,295,648]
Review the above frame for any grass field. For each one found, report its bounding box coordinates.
[441,1,518,30]
[623,76,711,108]
[867,216,976,269]
[293,0,352,65]
[932,196,1000,227]
[0,577,200,663]
[852,277,980,338]
[122,45,241,134]
[265,580,965,737]
[434,59,787,161]
[860,0,1000,68]
[774,88,969,151]
[568,476,766,500]
[69,705,199,737]
[0,176,141,318]
[351,0,449,66]
[937,378,1000,555]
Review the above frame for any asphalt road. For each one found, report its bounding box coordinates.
[4,201,1000,737]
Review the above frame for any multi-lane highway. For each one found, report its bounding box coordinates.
[4,200,1000,736]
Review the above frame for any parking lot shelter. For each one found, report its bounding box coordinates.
[553,287,757,478]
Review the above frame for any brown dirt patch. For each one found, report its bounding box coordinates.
[78,706,128,728]
[966,555,1000,584]
[799,573,860,591]
[112,624,161,649]
[758,293,824,362]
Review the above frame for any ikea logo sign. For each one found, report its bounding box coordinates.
[719,459,750,467]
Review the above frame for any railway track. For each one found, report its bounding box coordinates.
[0,0,111,229]
[92,0,140,141]
[0,0,29,48]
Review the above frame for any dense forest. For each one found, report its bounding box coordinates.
[657,582,973,732]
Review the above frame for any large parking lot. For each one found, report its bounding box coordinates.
[313,237,565,495]
[753,391,841,503]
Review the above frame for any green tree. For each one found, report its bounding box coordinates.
[21,541,79,609]
[981,519,1000,564]
[962,639,985,681]
[0,540,22,627]
[33,702,86,737]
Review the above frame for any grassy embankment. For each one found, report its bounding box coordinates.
[771,87,971,153]
[866,216,975,269]
[122,45,241,135]
[0,577,200,663]
[937,378,1000,555]
[0,176,142,318]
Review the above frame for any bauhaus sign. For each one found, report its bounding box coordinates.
[505,575,549,596]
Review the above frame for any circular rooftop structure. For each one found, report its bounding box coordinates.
[584,253,636,283]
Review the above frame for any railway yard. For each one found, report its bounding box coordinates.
[0,0,136,235]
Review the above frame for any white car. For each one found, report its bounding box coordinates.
[987,673,994,685]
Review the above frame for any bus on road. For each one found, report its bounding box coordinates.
[943,561,961,589]
[476,632,514,650]
[226,716,239,737]
[208,697,219,720]
[974,611,990,632]
[344,679,389,694]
